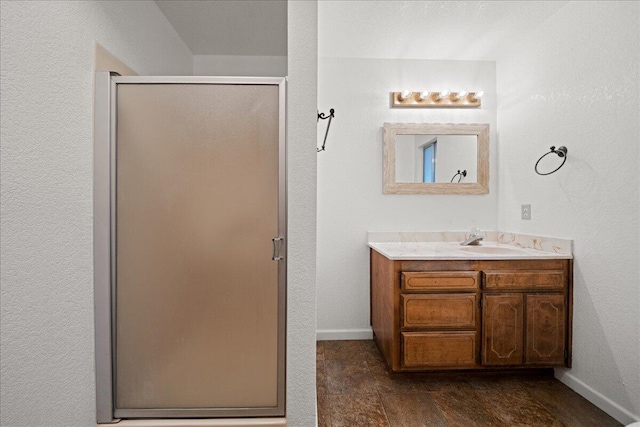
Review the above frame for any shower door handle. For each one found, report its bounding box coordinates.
[272,237,283,261]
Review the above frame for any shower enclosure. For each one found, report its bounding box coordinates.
[93,73,286,423]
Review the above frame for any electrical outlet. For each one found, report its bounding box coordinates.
[521,204,531,220]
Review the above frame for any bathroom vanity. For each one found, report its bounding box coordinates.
[369,232,573,372]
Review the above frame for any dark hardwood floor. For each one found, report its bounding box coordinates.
[316,340,621,427]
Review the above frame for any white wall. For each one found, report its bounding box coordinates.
[317,1,569,61]
[317,58,497,339]
[496,2,639,423]
[286,1,318,425]
[0,1,192,425]
[194,55,287,77]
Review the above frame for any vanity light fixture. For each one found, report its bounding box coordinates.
[471,91,484,101]
[391,89,482,108]
[453,91,468,100]
[399,90,412,101]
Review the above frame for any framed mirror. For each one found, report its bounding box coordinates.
[383,123,489,194]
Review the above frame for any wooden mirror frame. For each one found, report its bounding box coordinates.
[383,123,489,195]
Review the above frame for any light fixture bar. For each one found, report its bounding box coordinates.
[390,90,482,108]
[399,90,412,101]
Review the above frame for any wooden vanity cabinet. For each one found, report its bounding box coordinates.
[370,249,573,372]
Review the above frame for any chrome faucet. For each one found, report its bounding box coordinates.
[461,227,484,246]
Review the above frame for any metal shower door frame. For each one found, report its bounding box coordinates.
[93,72,287,423]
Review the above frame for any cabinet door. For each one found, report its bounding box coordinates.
[526,294,566,365]
[483,294,524,365]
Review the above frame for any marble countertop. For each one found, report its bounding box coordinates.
[368,231,573,260]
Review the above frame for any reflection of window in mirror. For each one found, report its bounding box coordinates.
[422,140,436,183]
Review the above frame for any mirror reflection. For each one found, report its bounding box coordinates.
[383,123,489,195]
[395,134,478,183]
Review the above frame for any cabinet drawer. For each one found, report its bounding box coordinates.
[402,271,480,291]
[484,270,565,290]
[401,294,477,328]
[402,331,477,367]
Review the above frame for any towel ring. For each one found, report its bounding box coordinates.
[535,146,568,176]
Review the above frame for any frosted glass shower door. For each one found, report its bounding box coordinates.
[109,78,285,419]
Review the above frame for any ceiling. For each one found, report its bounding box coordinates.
[155,0,287,56]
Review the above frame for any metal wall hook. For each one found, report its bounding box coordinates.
[317,108,335,152]
[535,146,568,175]
[450,169,467,183]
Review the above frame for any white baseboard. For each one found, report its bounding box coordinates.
[555,369,639,425]
[316,329,373,341]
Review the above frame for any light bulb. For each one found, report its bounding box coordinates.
[471,91,484,100]
[437,91,450,100]
[399,90,412,101]
[419,91,431,100]
[454,91,468,100]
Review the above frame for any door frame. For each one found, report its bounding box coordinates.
[93,73,287,423]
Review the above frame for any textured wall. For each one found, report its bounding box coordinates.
[286,1,318,425]
[317,1,569,61]
[193,55,287,77]
[317,58,497,338]
[0,1,192,426]
[496,2,640,423]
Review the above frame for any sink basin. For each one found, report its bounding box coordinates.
[459,245,525,255]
